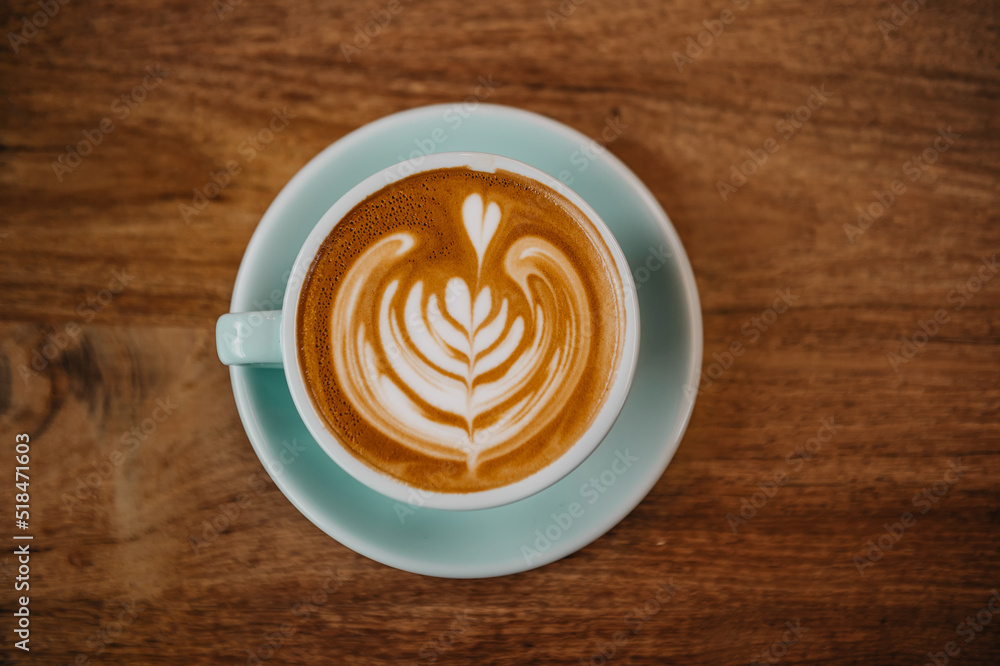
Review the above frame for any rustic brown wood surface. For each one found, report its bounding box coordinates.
[1,0,998,663]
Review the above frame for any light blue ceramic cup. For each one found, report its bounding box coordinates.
[217,151,639,512]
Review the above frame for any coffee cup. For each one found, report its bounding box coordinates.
[217,151,639,510]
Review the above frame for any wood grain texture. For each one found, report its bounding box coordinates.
[1,0,998,663]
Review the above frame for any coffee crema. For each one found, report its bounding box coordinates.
[297,167,626,493]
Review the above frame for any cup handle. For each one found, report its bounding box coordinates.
[216,311,283,367]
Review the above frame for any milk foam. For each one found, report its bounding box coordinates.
[329,193,591,471]
[297,167,626,493]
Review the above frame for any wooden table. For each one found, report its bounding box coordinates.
[2,0,998,663]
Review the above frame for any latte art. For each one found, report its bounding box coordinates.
[332,193,591,471]
[298,167,625,493]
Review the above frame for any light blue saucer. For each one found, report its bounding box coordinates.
[228,104,702,578]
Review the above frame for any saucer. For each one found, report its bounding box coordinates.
[228,104,702,578]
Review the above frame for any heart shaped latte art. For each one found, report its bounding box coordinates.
[329,193,591,472]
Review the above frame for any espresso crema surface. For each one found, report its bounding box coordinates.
[297,167,626,492]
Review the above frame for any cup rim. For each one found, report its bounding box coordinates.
[281,151,640,511]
